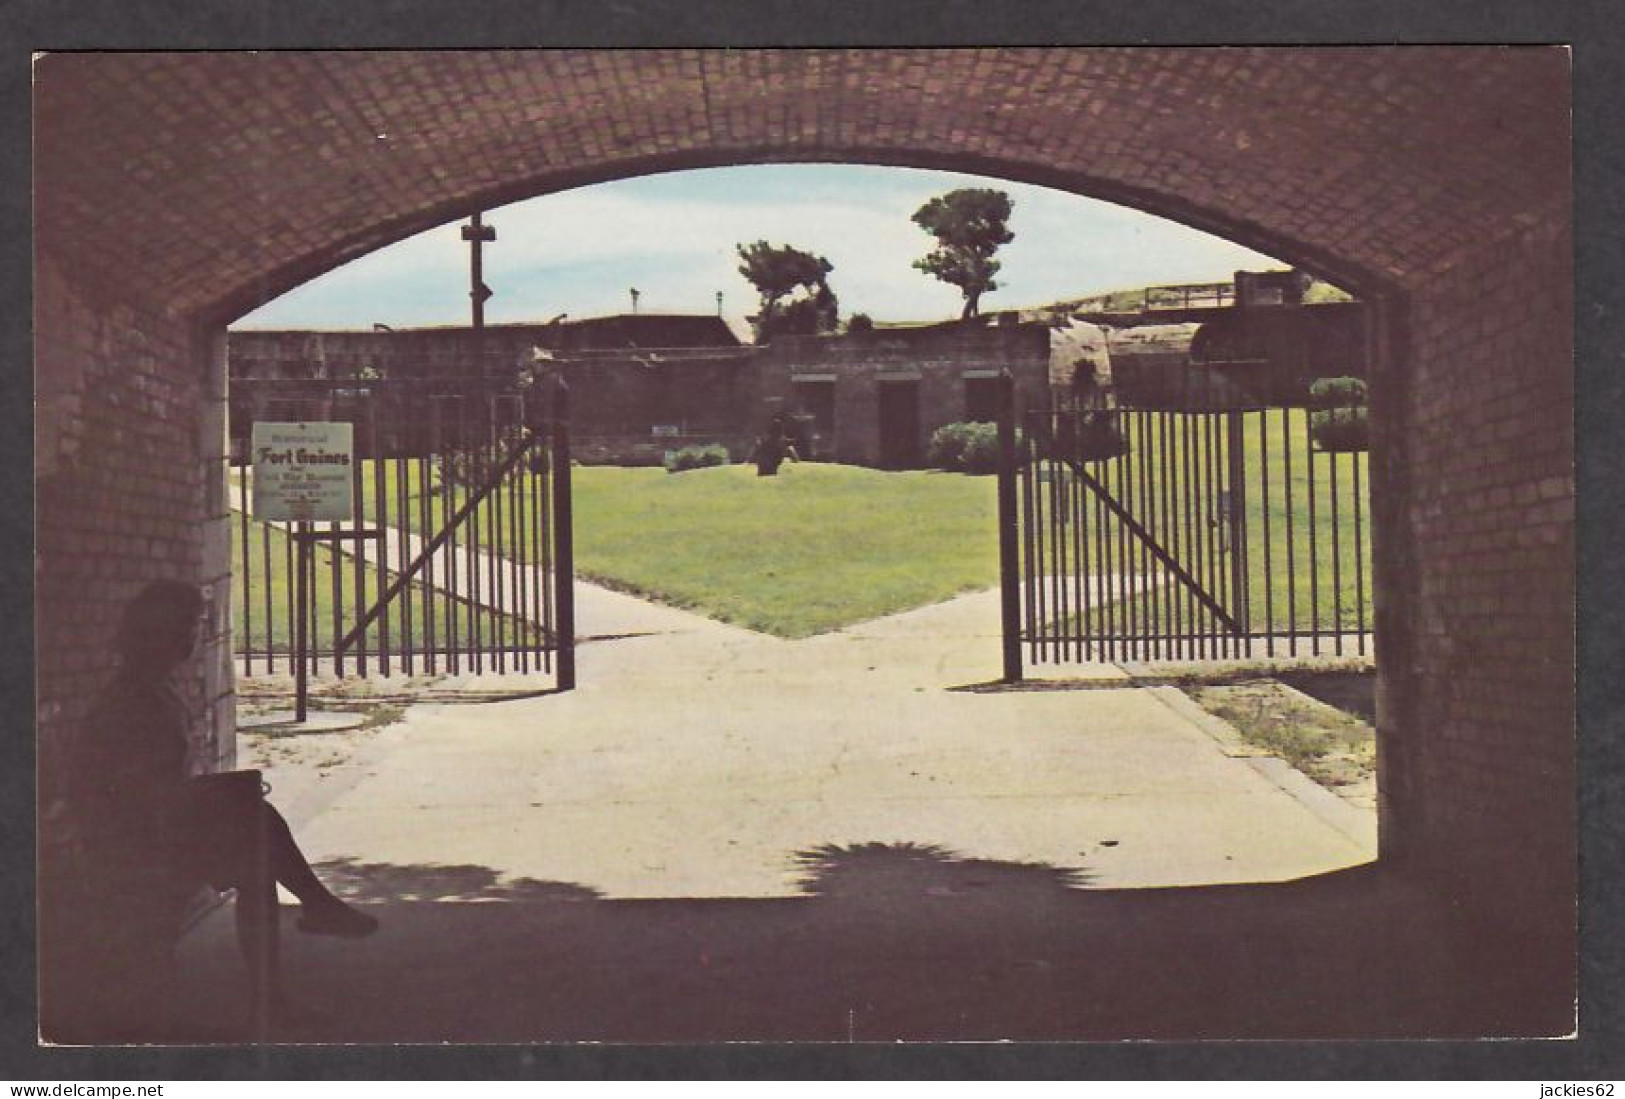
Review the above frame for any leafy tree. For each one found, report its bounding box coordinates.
[845,313,874,334]
[736,240,839,342]
[911,188,1015,319]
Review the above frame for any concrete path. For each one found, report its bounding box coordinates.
[82,497,1537,1044]
[248,581,1374,902]
[144,581,1405,1043]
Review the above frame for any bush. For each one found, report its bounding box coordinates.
[929,421,1004,474]
[1309,376,1367,408]
[928,422,971,469]
[664,444,732,473]
[1308,376,1370,452]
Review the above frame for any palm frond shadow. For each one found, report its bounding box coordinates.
[791,841,1091,901]
[313,857,602,904]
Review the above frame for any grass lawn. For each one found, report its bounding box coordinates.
[243,460,1000,642]
[230,512,547,657]
[571,462,998,637]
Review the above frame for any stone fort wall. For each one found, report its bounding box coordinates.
[226,322,1054,467]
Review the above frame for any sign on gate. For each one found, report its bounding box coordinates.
[251,421,354,522]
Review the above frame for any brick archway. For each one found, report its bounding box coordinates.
[36,49,1569,323]
[33,48,1573,1031]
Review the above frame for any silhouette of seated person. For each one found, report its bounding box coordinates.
[64,580,376,1022]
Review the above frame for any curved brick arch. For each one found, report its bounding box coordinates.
[33,49,1575,1038]
[35,48,1566,326]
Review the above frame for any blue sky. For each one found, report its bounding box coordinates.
[235,164,1287,331]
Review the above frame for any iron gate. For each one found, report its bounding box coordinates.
[229,376,574,688]
[999,379,1371,669]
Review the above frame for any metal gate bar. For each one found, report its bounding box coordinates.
[1004,394,1373,668]
[229,376,572,687]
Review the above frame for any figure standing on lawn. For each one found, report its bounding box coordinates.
[751,411,800,476]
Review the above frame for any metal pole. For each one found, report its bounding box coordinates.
[295,535,310,723]
[1227,410,1250,656]
[552,378,577,691]
[997,370,1023,683]
[293,528,380,720]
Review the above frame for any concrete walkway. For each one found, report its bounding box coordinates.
[135,583,1506,1044]
[245,582,1374,902]
[106,508,1565,1044]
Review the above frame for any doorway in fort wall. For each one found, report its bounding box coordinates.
[219,159,1392,911]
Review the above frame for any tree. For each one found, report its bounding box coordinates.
[911,188,1015,319]
[736,240,839,342]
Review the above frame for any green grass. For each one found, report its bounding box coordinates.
[570,463,999,637]
[245,459,1001,640]
[230,512,547,656]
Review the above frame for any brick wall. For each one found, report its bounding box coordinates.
[35,258,235,800]
[227,323,1052,467]
[228,318,741,383]
[230,325,559,381]
[756,325,1052,466]
[229,327,759,465]
[1380,221,1574,917]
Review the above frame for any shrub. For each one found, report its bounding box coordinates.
[928,421,972,470]
[1308,376,1370,453]
[1309,376,1367,408]
[436,439,533,489]
[929,421,1004,474]
[664,443,732,473]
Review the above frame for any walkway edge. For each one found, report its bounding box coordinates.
[1146,685,1378,851]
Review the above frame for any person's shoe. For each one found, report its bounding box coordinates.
[297,899,379,938]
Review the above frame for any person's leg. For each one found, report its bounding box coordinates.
[257,803,328,906]
[258,803,378,937]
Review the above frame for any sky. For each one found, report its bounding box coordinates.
[234,164,1288,331]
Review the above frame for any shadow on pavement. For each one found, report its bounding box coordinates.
[314,857,603,904]
[46,853,1572,1045]
[792,840,1092,898]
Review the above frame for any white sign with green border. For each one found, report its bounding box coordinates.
[251,421,355,522]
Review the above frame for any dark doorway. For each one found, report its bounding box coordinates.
[792,379,836,459]
[964,375,1000,423]
[877,380,920,469]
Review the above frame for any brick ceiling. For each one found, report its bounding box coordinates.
[34,48,1570,324]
